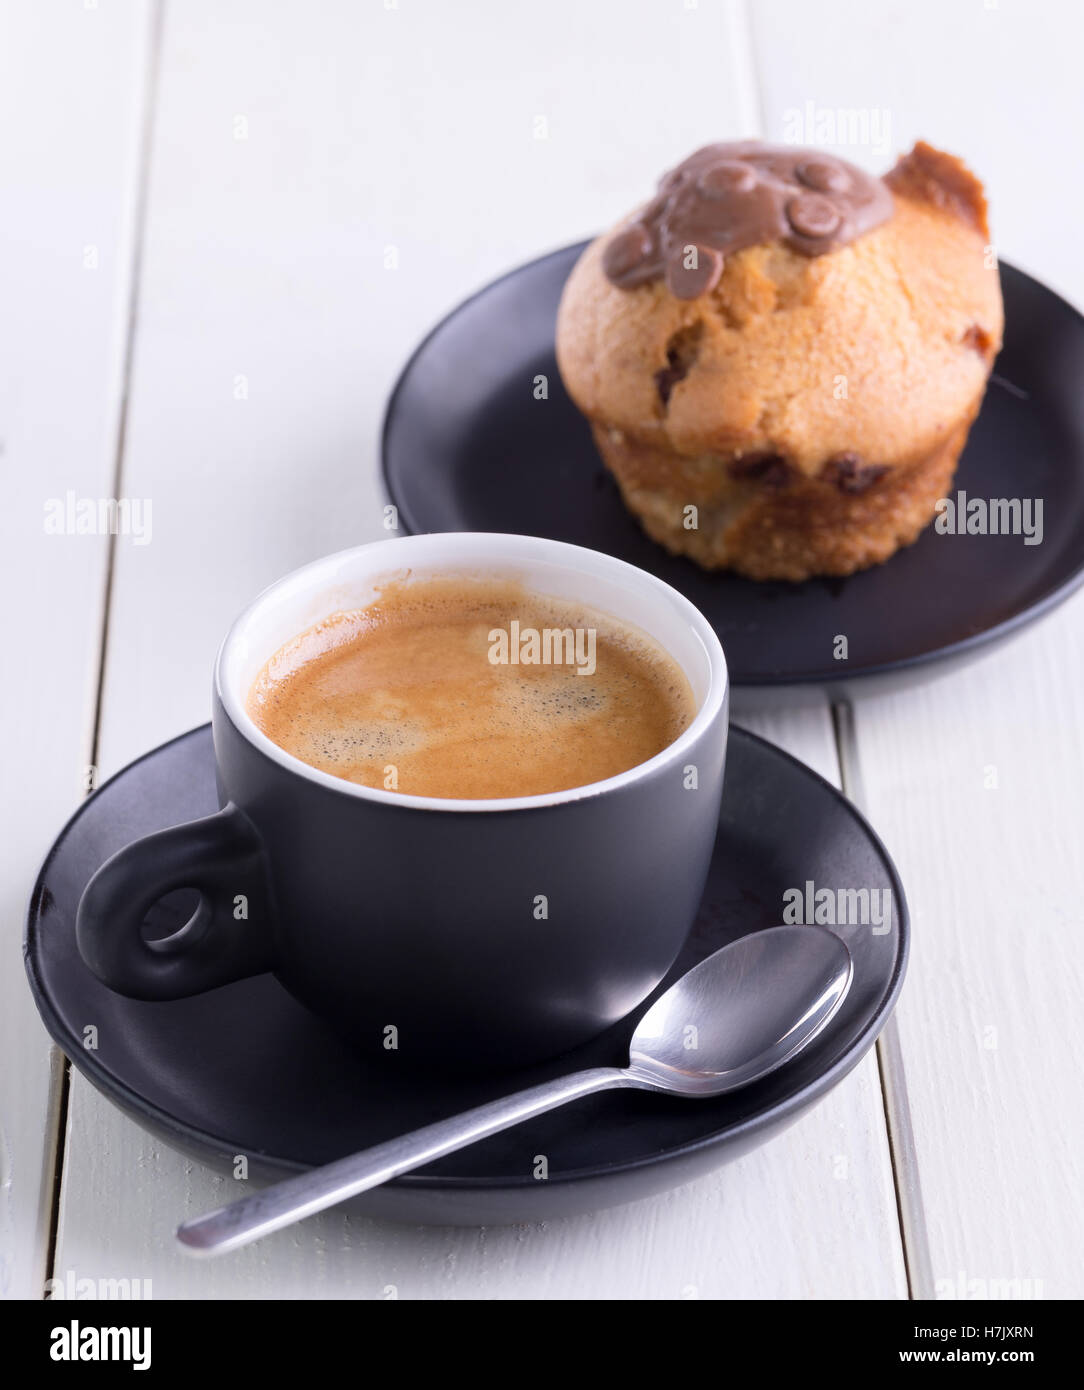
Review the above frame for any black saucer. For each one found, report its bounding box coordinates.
[383,245,1084,707]
[26,725,907,1225]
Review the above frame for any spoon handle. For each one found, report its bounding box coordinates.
[176,1066,627,1256]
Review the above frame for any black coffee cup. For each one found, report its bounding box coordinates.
[76,534,729,1069]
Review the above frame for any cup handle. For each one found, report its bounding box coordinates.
[76,803,275,1000]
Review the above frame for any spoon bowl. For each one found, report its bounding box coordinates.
[627,925,854,1095]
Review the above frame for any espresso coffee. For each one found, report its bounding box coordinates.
[246,576,695,799]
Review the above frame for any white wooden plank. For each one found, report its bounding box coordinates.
[842,602,1084,1298]
[54,0,905,1297]
[752,0,1084,1297]
[0,0,152,1298]
[58,1043,899,1300]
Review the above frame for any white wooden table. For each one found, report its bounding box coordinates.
[4,0,1082,1300]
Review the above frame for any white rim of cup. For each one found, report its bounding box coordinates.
[215,534,729,813]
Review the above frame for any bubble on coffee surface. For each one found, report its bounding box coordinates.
[246,576,696,799]
[274,711,428,771]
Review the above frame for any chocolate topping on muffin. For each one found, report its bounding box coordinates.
[601,141,895,300]
[557,140,1003,580]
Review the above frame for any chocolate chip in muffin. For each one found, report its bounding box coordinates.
[698,160,757,197]
[961,323,994,357]
[821,451,889,493]
[654,322,704,406]
[786,193,842,239]
[602,223,656,288]
[795,159,852,194]
[727,451,791,487]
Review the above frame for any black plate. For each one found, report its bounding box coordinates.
[383,245,1084,706]
[25,725,907,1225]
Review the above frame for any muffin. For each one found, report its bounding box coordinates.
[556,141,1003,580]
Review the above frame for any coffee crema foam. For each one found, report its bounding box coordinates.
[245,576,696,800]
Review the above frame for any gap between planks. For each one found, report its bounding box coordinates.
[42,0,167,1300]
[832,699,935,1301]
